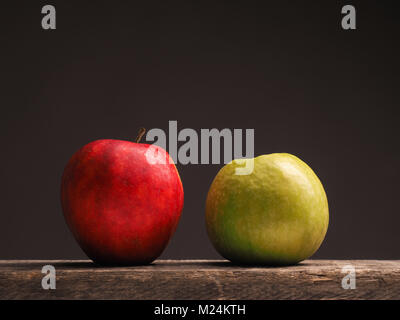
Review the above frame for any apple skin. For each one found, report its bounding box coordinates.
[61,139,184,265]
[205,153,329,265]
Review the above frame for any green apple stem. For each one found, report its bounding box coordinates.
[135,127,146,143]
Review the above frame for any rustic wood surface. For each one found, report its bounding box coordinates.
[0,260,399,300]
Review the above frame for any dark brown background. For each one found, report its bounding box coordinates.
[0,1,399,260]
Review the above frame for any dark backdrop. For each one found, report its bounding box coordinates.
[1,1,399,260]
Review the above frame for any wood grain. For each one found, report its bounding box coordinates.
[0,260,399,300]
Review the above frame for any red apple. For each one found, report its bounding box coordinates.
[61,132,184,265]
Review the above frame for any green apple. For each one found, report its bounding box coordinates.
[205,153,329,265]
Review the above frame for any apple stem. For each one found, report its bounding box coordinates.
[135,127,146,143]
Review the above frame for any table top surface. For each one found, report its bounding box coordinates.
[0,260,399,300]
[1,259,399,272]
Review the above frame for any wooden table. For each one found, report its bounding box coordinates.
[0,260,399,299]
